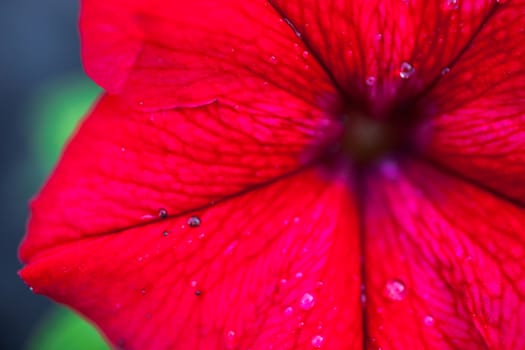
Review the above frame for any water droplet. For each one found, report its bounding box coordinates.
[225,330,238,348]
[198,232,206,239]
[269,55,278,64]
[445,0,459,9]
[140,288,147,295]
[295,271,304,279]
[284,306,294,315]
[162,230,169,237]
[311,335,324,348]
[360,291,367,304]
[366,76,377,86]
[283,17,302,37]
[190,280,198,287]
[187,216,201,227]
[399,62,415,79]
[158,208,168,218]
[441,67,451,76]
[300,292,315,310]
[195,289,202,296]
[302,50,310,59]
[385,279,407,301]
[224,240,239,255]
[423,315,435,326]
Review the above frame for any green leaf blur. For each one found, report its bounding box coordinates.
[26,307,110,350]
[25,75,107,350]
[27,75,100,175]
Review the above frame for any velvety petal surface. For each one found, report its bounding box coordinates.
[20,94,339,261]
[363,159,525,349]
[80,0,336,110]
[422,0,525,203]
[269,0,498,114]
[21,168,362,350]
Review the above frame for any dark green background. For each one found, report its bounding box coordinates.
[0,0,107,348]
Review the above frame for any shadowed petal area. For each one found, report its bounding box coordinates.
[20,94,340,261]
[20,168,362,350]
[364,160,525,349]
[269,0,496,113]
[422,0,525,203]
[80,0,336,110]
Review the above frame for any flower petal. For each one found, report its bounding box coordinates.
[20,168,362,350]
[269,0,497,112]
[363,159,525,349]
[422,0,525,203]
[80,0,336,110]
[20,94,339,262]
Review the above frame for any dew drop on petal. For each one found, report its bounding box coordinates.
[269,55,278,64]
[366,76,377,86]
[225,330,238,348]
[284,306,294,316]
[302,50,310,59]
[311,335,324,348]
[295,271,304,279]
[445,0,459,9]
[300,292,315,310]
[399,62,415,79]
[423,315,435,326]
[158,208,168,218]
[441,67,451,76]
[187,215,201,227]
[194,289,202,297]
[162,230,169,237]
[385,279,407,301]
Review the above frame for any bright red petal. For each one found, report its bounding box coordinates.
[20,168,362,350]
[20,94,339,262]
[80,0,336,110]
[422,0,525,203]
[269,0,497,112]
[363,159,525,349]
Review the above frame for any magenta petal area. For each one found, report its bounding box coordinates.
[269,0,497,112]
[363,159,525,350]
[80,0,336,110]
[423,0,525,204]
[19,94,340,261]
[20,168,363,350]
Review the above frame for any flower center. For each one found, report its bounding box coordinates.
[340,106,417,166]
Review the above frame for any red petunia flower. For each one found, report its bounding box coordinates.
[20,0,525,349]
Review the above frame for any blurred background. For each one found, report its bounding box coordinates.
[1,0,108,348]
